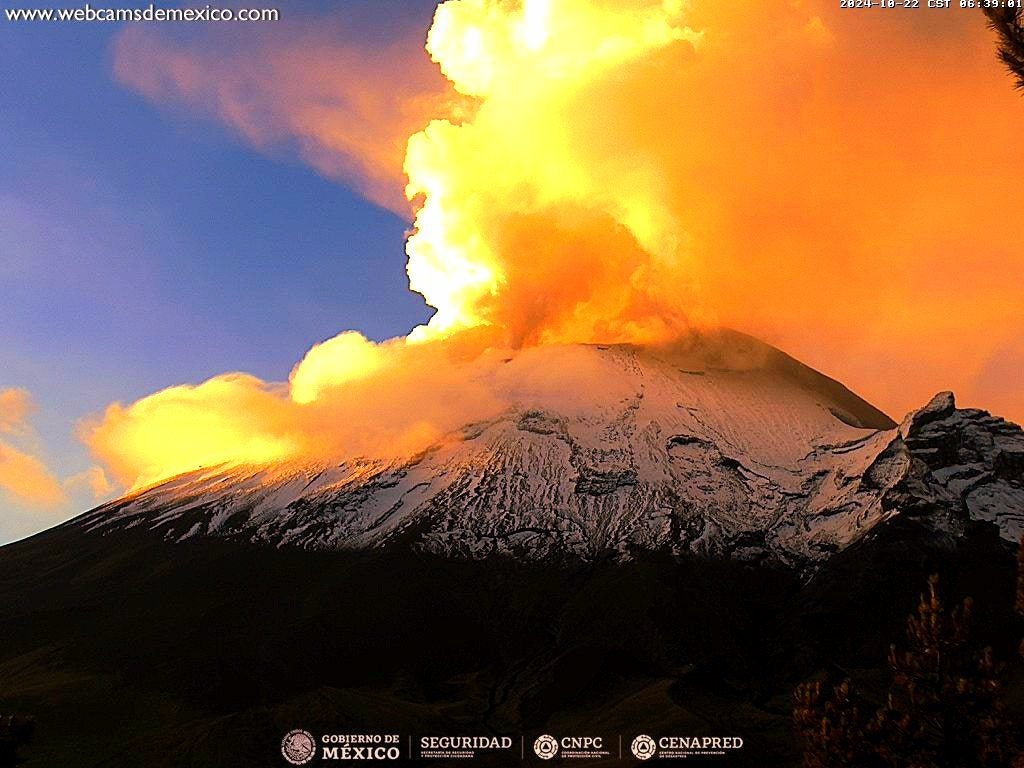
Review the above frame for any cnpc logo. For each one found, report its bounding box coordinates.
[533,735,558,760]
[533,734,605,759]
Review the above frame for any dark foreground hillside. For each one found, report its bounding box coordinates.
[0,518,1019,766]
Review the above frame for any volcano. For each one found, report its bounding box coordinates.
[74,330,1023,563]
[2,331,1023,767]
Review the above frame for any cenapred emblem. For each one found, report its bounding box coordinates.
[281,729,316,765]
[533,734,559,760]
[631,734,657,761]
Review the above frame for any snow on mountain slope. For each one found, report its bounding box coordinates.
[74,333,1024,564]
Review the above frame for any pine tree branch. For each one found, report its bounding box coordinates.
[983,4,1024,89]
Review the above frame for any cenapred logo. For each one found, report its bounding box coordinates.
[533,734,559,760]
[281,729,316,765]
[631,734,657,760]
[632,734,743,760]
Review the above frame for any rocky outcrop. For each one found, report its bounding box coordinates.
[892,391,1024,540]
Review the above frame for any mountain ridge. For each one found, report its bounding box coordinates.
[67,334,1024,565]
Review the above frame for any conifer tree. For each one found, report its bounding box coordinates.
[983,3,1024,89]
[795,571,1022,767]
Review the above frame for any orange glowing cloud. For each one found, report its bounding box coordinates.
[0,388,35,436]
[64,465,116,501]
[83,374,298,490]
[0,445,67,509]
[0,388,66,509]
[404,0,703,344]
[82,333,510,491]
[400,0,1024,420]
[90,0,1024,493]
[289,331,386,405]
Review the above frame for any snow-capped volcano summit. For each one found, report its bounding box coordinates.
[75,331,1024,564]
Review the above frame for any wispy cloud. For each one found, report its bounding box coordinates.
[112,14,455,213]
[0,388,66,508]
[0,388,113,532]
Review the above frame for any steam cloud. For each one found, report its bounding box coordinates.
[96,0,1024,493]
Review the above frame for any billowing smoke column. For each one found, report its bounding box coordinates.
[89,0,709,491]
[404,0,701,344]
[89,0,1024,492]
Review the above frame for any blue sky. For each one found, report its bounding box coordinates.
[0,1,438,540]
